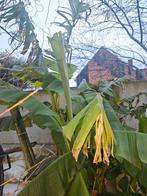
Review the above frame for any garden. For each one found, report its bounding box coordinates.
[0,0,147,195]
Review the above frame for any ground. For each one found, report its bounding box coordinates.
[2,144,55,196]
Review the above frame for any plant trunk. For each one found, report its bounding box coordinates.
[57,59,73,121]
[0,145,4,196]
[49,32,73,121]
[10,107,36,168]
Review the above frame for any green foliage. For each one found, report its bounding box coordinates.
[103,99,123,131]
[63,95,102,141]
[0,87,61,129]
[48,32,73,121]
[63,95,102,159]
[18,153,89,196]
[139,116,147,133]
[98,77,128,97]
[55,0,90,42]
[0,7,147,192]
[0,115,32,131]
[103,99,147,168]
[0,1,42,63]
[43,56,76,80]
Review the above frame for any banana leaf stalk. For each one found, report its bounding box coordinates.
[48,32,73,121]
[10,107,36,168]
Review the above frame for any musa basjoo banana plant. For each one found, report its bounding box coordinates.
[3,32,147,195]
[47,33,115,165]
[17,33,118,195]
[17,32,147,195]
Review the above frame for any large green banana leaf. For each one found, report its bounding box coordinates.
[122,160,147,188]
[103,100,147,168]
[18,153,89,196]
[0,87,60,127]
[103,99,123,131]
[139,116,147,133]
[63,95,147,168]
[44,56,77,80]
[63,95,102,141]
[0,115,32,131]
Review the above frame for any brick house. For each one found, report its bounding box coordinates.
[76,47,147,85]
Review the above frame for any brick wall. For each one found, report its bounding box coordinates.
[87,48,128,84]
[142,68,147,80]
[87,60,113,85]
[76,47,147,85]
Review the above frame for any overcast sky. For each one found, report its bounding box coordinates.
[0,1,66,50]
[0,0,146,69]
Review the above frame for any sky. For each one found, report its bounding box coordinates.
[0,0,147,71]
[0,1,136,55]
[30,0,69,48]
[0,0,67,51]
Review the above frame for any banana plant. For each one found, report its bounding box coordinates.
[17,74,147,195]
[1,31,147,194]
[55,0,90,43]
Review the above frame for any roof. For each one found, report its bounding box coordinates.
[76,47,127,78]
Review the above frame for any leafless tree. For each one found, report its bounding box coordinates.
[92,0,147,53]
[72,0,147,67]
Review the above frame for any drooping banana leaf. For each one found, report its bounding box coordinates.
[63,94,147,168]
[63,95,115,162]
[114,130,141,168]
[103,99,123,131]
[0,87,61,128]
[103,100,147,168]
[71,96,102,159]
[0,115,32,131]
[6,80,70,153]
[0,87,55,116]
[63,95,102,141]
[18,153,89,196]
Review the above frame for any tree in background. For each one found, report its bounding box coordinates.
[0,0,42,64]
[65,0,147,68]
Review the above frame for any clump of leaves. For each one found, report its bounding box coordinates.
[63,95,115,165]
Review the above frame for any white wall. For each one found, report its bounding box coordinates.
[0,81,147,144]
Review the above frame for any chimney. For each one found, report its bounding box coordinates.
[128,59,133,67]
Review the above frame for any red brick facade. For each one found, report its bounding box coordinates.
[77,47,147,85]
